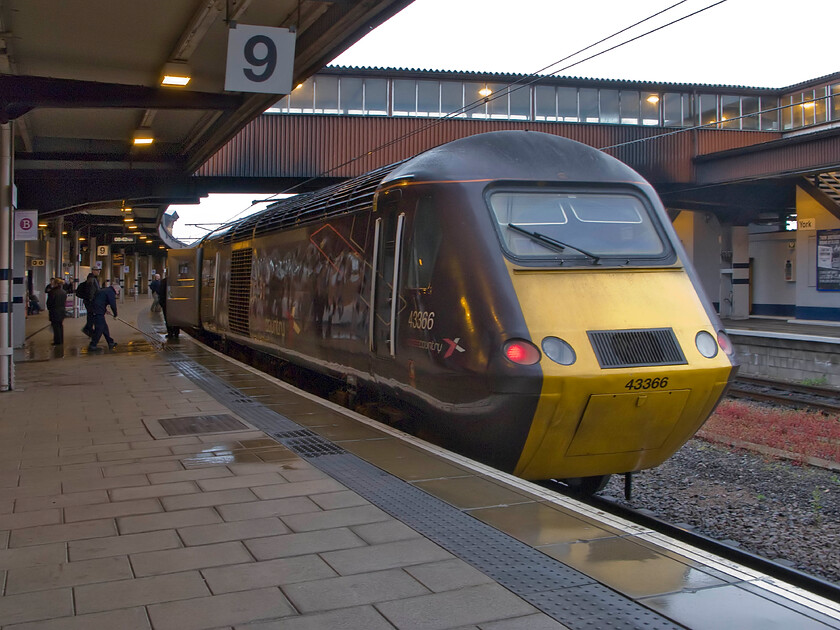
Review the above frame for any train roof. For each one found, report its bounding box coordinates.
[386,130,648,187]
[205,131,650,245]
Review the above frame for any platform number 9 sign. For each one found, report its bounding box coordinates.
[225,25,296,95]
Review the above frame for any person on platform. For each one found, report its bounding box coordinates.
[46,278,67,345]
[77,269,101,337]
[157,274,179,338]
[88,280,119,351]
[149,273,161,312]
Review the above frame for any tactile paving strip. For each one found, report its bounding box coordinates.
[167,351,680,630]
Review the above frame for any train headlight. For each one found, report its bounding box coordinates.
[542,337,576,365]
[717,330,735,356]
[503,339,541,365]
[695,331,718,358]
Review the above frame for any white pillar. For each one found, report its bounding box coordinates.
[133,251,139,301]
[731,225,750,319]
[718,224,733,318]
[1,122,14,391]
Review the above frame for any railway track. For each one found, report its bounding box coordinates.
[544,480,840,603]
[727,376,840,414]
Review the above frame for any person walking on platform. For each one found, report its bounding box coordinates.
[89,280,119,351]
[46,278,67,345]
[77,269,100,337]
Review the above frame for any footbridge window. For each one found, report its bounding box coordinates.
[271,73,840,134]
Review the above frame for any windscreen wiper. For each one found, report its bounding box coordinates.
[508,223,600,263]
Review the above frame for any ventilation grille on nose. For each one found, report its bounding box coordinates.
[587,328,686,368]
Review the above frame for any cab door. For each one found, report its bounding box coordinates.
[369,189,406,359]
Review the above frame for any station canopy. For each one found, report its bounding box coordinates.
[0,0,411,248]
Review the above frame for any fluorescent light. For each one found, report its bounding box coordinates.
[161,62,191,87]
[133,127,154,146]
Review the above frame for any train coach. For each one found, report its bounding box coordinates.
[166,130,738,492]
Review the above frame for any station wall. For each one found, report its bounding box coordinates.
[794,187,840,321]
[749,232,797,317]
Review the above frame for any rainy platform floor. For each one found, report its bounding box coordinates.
[1,298,839,630]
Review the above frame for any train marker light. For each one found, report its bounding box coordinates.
[503,339,541,365]
[695,331,718,358]
[717,331,734,356]
[542,336,576,365]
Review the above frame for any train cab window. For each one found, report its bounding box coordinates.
[405,197,442,291]
[488,191,668,265]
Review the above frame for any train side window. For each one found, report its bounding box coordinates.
[405,196,442,292]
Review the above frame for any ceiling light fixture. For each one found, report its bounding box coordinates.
[133,128,154,146]
[478,87,492,97]
[161,61,191,87]
[646,95,660,104]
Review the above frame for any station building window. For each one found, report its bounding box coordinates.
[599,90,618,124]
[288,79,314,112]
[341,77,364,114]
[619,90,639,125]
[314,76,338,113]
[441,81,464,115]
[699,94,718,127]
[393,79,416,116]
[760,96,779,130]
[465,82,488,118]
[579,88,599,123]
[488,83,509,119]
[509,85,530,120]
[558,87,578,122]
[741,96,759,130]
[364,79,389,115]
[417,80,440,116]
[534,85,557,121]
[641,93,660,125]
[663,93,689,127]
[832,84,840,121]
[720,95,740,129]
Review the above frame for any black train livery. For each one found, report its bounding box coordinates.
[167,130,738,491]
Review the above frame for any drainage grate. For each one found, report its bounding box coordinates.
[167,351,680,630]
[272,429,346,457]
[158,414,247,436]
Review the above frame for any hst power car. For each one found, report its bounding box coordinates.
[167,130,737,491]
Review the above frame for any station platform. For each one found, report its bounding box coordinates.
[2,298,839,629]
[721,316,840,387]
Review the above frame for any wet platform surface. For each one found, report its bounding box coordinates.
[2,299,839,629]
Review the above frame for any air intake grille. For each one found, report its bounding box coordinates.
[229,248,252,336]
[587,328,686,368]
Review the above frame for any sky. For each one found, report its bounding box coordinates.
[168,0,838,241]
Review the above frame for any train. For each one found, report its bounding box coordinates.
[167,130,738,492]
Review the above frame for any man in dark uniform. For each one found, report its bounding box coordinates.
[88,280,119,351]
[78,269,100,337]
[158,274,179,337]
[46,278,67,345]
